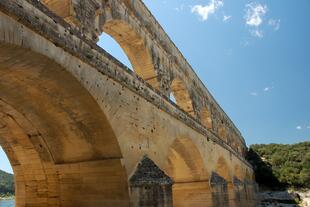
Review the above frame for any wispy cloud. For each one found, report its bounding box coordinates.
[175,4,185,12]
[191,0,224,21]
[263,86,274,92]
[251,30,264,38]
[296,126,302,130]
[244,2,267,38]
[250,85,274,96]
[223,15,232,22]
[307,126,310,129]
[268,19,281,31]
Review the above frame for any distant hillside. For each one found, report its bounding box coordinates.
[0,169,14,196]
[246,142,310,190]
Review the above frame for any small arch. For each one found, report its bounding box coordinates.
[165,138,207,182]
[218,123,227,142]
[216,156,231,181]
[171,79,195,117]
[169,93,177,104]
[234,165,243,180]
[245,169,253,181]
[102,20,159,88]
[97,33,133,69]
[212,157,232,207]
[201,107,213,130]
[165,138,211,207]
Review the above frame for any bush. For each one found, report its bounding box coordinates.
[246,142,310,189]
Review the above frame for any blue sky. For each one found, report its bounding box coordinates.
[1,0,309,174]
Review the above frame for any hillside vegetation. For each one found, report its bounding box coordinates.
[0,170,14,196]
[246,142,310,189]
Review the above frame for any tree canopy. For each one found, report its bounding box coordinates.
[246,142,310,189]
[0,170,14,196]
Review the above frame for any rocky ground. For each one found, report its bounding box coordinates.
[257,190,310,207]
[296,190,310,207]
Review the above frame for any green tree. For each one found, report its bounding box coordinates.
[247,142,310,189]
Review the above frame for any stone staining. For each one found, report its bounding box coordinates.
[233,176,244,205]
[210,172,229,207]
[130,155,173,207]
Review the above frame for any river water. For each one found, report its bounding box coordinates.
[0,199,14,207]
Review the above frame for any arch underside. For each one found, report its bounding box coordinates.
[0,42,129,206]
[165,138,212,207]
[103,20,159,89]
[171,79,195,116]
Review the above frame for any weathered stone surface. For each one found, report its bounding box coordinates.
[0,0,258,206]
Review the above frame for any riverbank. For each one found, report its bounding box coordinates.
[257,189,310,207]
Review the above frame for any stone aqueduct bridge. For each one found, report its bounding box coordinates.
[0,0,257,206]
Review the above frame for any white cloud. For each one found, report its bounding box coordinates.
[223,15,232,22]
[245,3,267,27]
[268,19,281,31]
[250,92,258,96]
[191,0,224,21]
[296,126,302,130]
[245,3,267,38]
[264,87,270,92]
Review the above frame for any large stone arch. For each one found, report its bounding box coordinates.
[0,100,59,207]
[102,19,159,88]
[0,42,129,206]
[165,138,212,207]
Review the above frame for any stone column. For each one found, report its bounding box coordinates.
[129,155,173,207]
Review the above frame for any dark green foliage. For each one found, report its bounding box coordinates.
[246,142,310,189]
[0,170,14,196]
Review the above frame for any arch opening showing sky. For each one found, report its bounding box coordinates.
[97,33,133,70]
[0,147,12,174]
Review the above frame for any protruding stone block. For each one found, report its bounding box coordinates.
[129,155,173,207]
